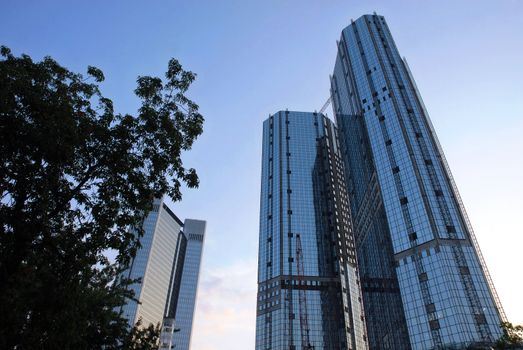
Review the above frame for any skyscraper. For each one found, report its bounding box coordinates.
[330,13,505,349]
[256,111,367,350]
[122,198,185,328]
[171,219,206,350]
[121,198,205,350]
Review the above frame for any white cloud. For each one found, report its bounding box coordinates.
[190,259,258,350]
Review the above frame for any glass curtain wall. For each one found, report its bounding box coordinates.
[330,13,505,349]
[256,111,367,350]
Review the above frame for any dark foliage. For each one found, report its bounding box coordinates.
[495,322,523,349]
[0,46,203,349]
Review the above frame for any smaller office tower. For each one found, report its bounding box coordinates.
[122,198,184,328]
[170,219,206,350]
[121,199,205,350]
[256,111,367,350]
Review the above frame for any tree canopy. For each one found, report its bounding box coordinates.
[0,46,203,349]
[495,322,523,349]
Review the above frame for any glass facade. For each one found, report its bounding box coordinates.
[255,111,367,350]
[171,219,206,350]
[121,200,206,350]
[122,198,183,327]
[330,13,506,349]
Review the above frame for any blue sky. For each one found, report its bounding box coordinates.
[2,1,522,349]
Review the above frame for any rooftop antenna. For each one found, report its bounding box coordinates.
[319,97,332,115]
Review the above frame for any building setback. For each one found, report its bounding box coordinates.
[330,13,505,349]
[120,198,205,350]
[256,111,367,350]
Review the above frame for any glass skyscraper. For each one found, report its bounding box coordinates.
[122,198,185,328]
[171,219,206,350]
[330,13,505,349]
[121,198,205,350]
[256,111,367,350]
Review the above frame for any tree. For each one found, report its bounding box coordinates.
[121,318,161,350]
[495,322,523,349]
[0,46,204,348]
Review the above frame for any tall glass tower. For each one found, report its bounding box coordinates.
[256,111,367,350]
[330,13,505,349]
